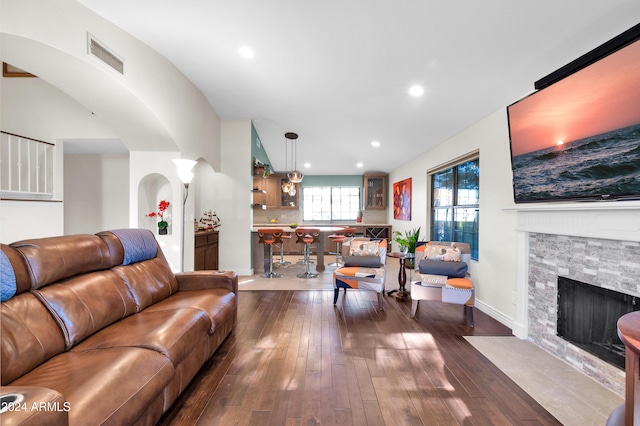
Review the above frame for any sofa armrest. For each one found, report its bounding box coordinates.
[0,386,69,425]
[175,270,238,294]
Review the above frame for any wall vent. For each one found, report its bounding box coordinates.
[88,34,124,74]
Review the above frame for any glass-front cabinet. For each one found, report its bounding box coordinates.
[267,174,299,209]
[363,174,387,209]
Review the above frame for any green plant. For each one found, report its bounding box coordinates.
[393,227,421,253]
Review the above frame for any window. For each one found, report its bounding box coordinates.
[430,158,479,260]
[302,186,360,221]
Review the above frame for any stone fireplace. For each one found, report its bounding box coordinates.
[512,203,640,396]
[557,276,637,370]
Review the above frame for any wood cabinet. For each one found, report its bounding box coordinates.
[194,231,218,270]
[252,175,299,210]
[363,174,387,209]
[282,232,301,254]
[351,225,392,243]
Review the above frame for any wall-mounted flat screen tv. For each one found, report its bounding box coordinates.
[507,27,640,203]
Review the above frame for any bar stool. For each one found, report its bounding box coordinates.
[328,227,357,267]
[296,228,320,278]
[295,229,315,265]
[257,228,283,278]
[274,231,292,266]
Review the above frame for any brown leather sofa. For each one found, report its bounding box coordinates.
[0,229,238,425]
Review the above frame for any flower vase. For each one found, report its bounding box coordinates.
[158,227,168,235]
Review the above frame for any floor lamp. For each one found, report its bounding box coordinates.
[173,159,197,272]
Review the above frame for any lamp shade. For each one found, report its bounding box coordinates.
[287,170,304,183]
[172,159,197,184]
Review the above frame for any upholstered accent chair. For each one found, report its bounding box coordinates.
[410,241,475,326]
[333,238,387,309]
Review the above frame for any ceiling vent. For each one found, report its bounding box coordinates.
[88,34,124,74]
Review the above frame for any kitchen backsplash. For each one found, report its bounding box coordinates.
[253,209,388,224]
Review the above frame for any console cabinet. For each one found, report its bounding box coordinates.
[194,231,219,270]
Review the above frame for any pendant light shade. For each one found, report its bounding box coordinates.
[283,132,303,192]
[287,170,304,184]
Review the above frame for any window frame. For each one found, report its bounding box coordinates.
[429,153,479,260]
[302,185,361,222]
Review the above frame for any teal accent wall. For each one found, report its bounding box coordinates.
[251,122,273,173]
[301,175,362,187]
[301,175,364,201]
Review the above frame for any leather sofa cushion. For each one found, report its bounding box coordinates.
[144,289,237,335]
[1,293,66,385]
[33,270,138,350]
[73,308,210,366]
[0,386,68,424]
[10,235,116,289]
[11,346,174,425]
[113,257,179,310]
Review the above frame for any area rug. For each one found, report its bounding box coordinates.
[238,256,335,291]
[238,254,403,291]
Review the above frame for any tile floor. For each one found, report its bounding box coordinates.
[465,336,623,426]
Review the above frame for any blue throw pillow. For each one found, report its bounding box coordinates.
[110,229,158,265]
[418,259,467,278]
[1,250,17,302]
[343,255,381,268]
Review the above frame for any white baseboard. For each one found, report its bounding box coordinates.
[233,268,254,276]
[475,299,516,333]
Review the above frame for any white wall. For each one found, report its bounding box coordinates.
[0,72,117,243]
[192,160,218,225]
[219,120,254,275]
[64,153,129,235]
[1,0,222,271]
[1,0,221,168]
[389,109,519,325]
[128,151,193,273]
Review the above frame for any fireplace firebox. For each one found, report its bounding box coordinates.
[557,276,639,369]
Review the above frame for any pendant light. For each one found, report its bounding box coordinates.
[285,132,304,184]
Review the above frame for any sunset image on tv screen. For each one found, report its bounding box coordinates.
[507,38,640,202]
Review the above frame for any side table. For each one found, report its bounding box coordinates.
[386,252,415,298]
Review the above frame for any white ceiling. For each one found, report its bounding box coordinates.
[63,138,128,154]
[77,0,640,175]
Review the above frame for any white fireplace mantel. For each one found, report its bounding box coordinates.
[506,201,640,242]
[508,201,640,339]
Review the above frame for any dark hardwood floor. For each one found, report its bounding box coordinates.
[158,290,561,425]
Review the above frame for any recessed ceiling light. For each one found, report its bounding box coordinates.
[409,85,424,97]
[356,163,363,168]
[371,141,380,147]
[238,46,254,59]
[304,163,311,168]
